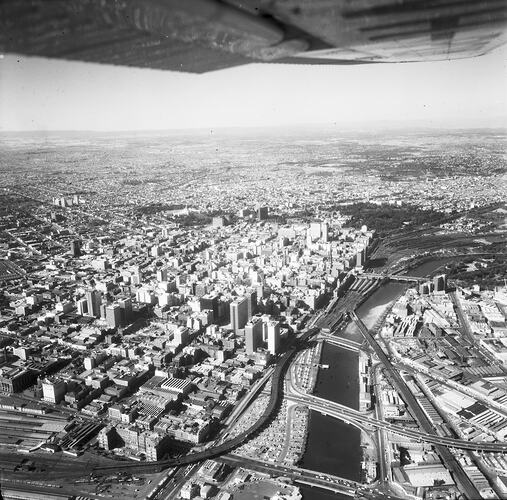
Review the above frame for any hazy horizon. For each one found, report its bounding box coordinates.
[1,43,506,132]
[1,122,506,136]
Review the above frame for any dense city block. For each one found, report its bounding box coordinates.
[0,128,506,500]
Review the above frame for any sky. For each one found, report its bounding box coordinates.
[1,44,506,132]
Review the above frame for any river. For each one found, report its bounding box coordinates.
[299,258,453,499]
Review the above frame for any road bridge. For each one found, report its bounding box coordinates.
[219,454,362,497]
[221,366,275,429]
[318,334,362,352]
[361,273,426,283]
[287,393,507,453]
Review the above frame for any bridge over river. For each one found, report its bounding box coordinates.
[361,273,427,283]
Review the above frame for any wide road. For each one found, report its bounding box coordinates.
[318,334,362,351]
[284,346,507,455]
[218,454,408,500]
[361,272,424,283]
[351,311,481,500]
[220,366,275,430]
[287,392,507,453]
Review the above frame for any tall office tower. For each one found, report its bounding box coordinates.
[230,297,248,333]
[70,239,81,257]
[433,274,447,293]
[151,245,163,257]
[216,298,229,323]
[245,319,263,355]
[249,269,260,284]
[200,294,219,321]
[100,303,107,320]
[266,321,280,355]
[306,229,313,248]
[156,267,168,282]
[86,289,102,318]
[173,327,189,347]
[118,298,132,325]
[321,222,329,243]
[356,247,365,267]
[106,304,122,328]
[310,222,321,241]
[257,206,269,220]
[262,320,269,342]
[245,290,257,321]
[158,292,170,308]
[131,266,143,285]
[137,288,156,305]
[76,298,88,316]
[42,378,67,404]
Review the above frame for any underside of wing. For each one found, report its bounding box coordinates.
[1,0,506,73]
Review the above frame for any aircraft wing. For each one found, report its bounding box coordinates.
[1,0,506,73]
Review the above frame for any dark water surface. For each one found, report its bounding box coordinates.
[301,342,361,481]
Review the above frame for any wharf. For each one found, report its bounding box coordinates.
[307,340,323,394]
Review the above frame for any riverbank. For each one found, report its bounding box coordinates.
[293,339,323,395]
[289,339,323,462]
[281,340,324,466]
[358,350,371,412]
[301,341,361,483]
[358,350,379,483]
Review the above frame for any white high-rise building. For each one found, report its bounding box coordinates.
[106,303,122,328]
[230,297,248,334]
[245,319,263,355]
[42,378,66,404]
[76,298,88,316]
[156,267,168,282]
[266,321,280,355]
[310,222,321,241]
[86,289,102,318]
[321,222,329,242]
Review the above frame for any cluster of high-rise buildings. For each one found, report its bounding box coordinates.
[0,195,372,460]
